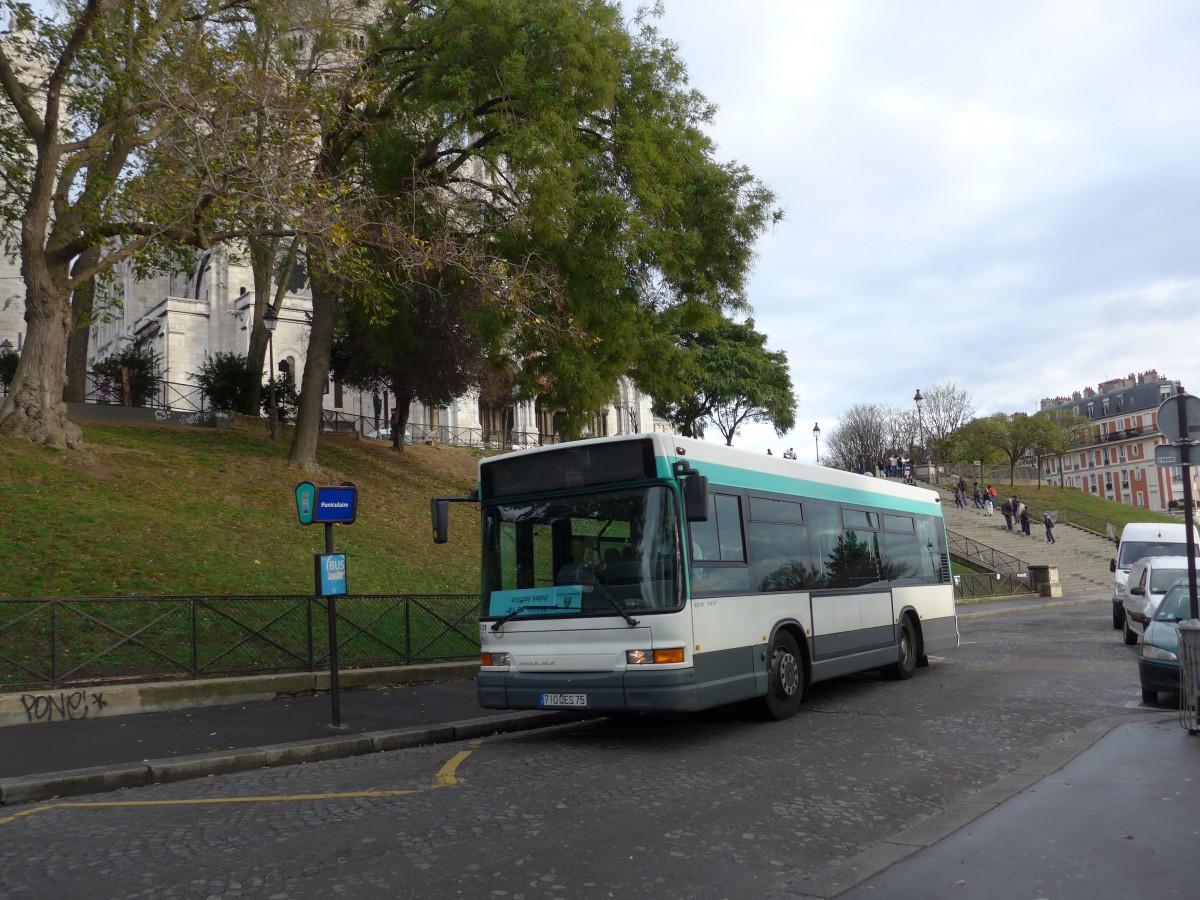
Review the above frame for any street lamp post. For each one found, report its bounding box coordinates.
[914,389,925,483]
[813,422,821,464]
[263,307,279,441]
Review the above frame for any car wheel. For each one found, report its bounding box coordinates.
[1123,618,1138,646]
[1141,687,1158,705]
[1113,605,1125,630]
[761,631,804,720]
[881,616,917,681]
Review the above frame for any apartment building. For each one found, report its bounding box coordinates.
[1039,370,1196,513]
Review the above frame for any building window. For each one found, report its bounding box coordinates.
[1136,491,1145,507]
[1102,398,1110,415]
[1118,395,1125,410]
[1087,401,1094,417]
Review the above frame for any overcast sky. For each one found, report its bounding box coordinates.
[626,0,1200,460]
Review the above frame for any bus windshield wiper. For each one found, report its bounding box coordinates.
[590,581,640,628]
[490,605,563,633]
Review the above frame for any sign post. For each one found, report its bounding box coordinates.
[296,481,358,728]
[1156,394,1199,621]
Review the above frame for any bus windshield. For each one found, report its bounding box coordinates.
[483,485,683,619]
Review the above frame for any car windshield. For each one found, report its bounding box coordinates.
[1155,583,1199,622]
[1150,568,1188,593]
[1119,541,1187,568]
[482,485,682,619]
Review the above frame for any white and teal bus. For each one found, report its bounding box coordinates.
[432,433,958,720]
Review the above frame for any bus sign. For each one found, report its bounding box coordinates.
[314,485,358,524]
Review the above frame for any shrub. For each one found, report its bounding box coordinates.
[262,368,298,424]
[91,345,163,407]
[0,347,18,392]
[192,351,258,412]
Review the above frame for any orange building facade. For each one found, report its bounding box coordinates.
[1039,370,1196,513]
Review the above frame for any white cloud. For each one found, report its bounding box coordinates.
[625,0,1200,457]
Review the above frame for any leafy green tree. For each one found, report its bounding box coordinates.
[289,0,779,467]
[1031,408,1091,487]
[645,310,794,443]
[952,413,1053,485]
[0,0,265,447]
[330,267,502,451]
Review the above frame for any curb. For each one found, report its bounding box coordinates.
[0,661,480,730]
[0,710,583,806]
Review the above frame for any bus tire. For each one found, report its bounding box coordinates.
[881,616,917,681]
[762,630,804,720]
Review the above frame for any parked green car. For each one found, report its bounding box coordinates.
[1139,579,1198,705]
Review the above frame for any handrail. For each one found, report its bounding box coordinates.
[945,529,1029,576]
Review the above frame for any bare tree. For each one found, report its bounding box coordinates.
[823,403,889,473]
[921,382,975,445]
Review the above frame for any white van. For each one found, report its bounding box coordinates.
[1119,555,1191,645]
[1111,523,1198,630]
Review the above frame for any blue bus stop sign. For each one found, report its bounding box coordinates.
[314,485,358,524]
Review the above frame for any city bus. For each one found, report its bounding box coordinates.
[432,433,958,720]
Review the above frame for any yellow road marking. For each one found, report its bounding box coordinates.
[0,750,473,826]
[434,750,471,787]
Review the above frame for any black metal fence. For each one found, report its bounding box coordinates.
[954,572,1033,600]
[0,594,479,690]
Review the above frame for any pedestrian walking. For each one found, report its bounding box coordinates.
[1001,498,1014,530]
[973,483,983,509]
[984,495,994,516]
[1020,505,1031,537]
[1044,512,1056,543]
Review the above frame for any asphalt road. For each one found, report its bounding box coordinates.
[0,601,1160,899]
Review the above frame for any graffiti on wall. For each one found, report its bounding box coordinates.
[19,690,108,723]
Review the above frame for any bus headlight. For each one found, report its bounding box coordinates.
[627,648,685,665]
[482,652,512,667]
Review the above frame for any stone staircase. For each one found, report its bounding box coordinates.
[914,479,1116,598]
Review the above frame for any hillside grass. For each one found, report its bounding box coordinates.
[943,477,1179,535]
[1,420,486,598]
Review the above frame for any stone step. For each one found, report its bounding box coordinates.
[896,477,1116,596]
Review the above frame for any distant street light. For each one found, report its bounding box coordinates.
[0,339,12,352]
[813,422,821,464]
[914,389,925,483]
[263,307,279,441]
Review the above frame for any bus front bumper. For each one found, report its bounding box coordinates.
[477,668,700,714]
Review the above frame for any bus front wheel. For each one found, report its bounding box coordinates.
[762,631,804,720]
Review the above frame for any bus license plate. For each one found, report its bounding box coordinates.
[540,693,587,708]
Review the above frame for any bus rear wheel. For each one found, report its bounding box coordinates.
[881,616,917,681]
[762,631,804,720]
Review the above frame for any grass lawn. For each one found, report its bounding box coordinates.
[1,419,485,598]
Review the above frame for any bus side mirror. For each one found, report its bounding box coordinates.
[432,499,450,544]
[1110,559,1116,573]
[684,474,709,522]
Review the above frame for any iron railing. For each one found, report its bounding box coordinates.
[954,572,1033,600]
[0,594,478,690]
[946,529,1028,576]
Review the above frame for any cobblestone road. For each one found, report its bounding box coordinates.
[0,602,1153,900]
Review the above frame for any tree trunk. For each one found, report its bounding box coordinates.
[287,254,337,472]
[390,383,414,452]
[0,271,83,449]
[63,247,101,403]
